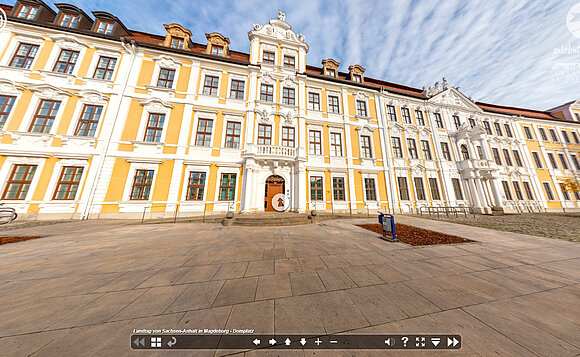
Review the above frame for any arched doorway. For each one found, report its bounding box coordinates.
[264,175,285,212]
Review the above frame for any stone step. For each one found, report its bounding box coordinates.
[230,214,312,226]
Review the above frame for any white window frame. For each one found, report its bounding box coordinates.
[19,92,69,134]
[278,121,297,148]
[221,114,244,149]
[44,39,88,77]
[66,90,109,137]
[192,111,217,148]
[214,168,240,203]
[43,159,90,201]
[85,49,121,82]
[181,165,211,202]
[307,125,323,156]
[122,163,159,202]
[308,171,325,204]
[0,157,46,202]
[260,44,277,66]
[135,98,173,144]
[330,173,348,202]
[226,72,247,101]
[362,173,379,202]
[2,36,45,69]
[326,91,341,115]
[198,67,222,96]
[307,90,322,111]
[329,130,343,157]
[0,80,25,131]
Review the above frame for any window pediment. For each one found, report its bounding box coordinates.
[204,32,230,57]
[163,23,192,50]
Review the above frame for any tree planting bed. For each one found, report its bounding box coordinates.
[357,223,473,246]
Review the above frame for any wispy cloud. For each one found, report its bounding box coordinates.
[61,0,579,110]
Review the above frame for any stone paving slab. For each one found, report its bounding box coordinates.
[0,215,578,356]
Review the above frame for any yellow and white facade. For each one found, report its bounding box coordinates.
[0,1,579,219]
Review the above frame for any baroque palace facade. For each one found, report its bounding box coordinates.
[1,0,580,219]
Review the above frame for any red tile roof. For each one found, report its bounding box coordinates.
[1,3,12,12]
[475,102,558,120]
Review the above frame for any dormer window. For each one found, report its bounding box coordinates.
[322,59,340,78]
[60,13,80,28]
[348,64,366,83]
[170,37,184,49]
[211,45,224,56]
[283,55,295,68]
[263,51,275,65]
[96,21,114,35]
[326,69,336,77]
[17,4,39,20]
[353,74,362,82]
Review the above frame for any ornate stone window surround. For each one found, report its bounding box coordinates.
[280,47,298,70]
[213,165,241,203]
[279,76,298,108]
[306,86,322,112]
[220,112,244,150]
[276,111,298,148]
[42,35,90,78]
[16,85,72,135]
[42,158,90,202]
[0,79,26,131]
[0,34,45,70]
[133,98,174,146]
[84,47,122,82]
[355,124,376,162]
[180,162,211,202]
[0,156,47,202]
[191,109,218,149]
[120,161,160,203]
[354,91,371,120]
[306,121,324,157]
[361,172,379,202]
[328,125,344,157]
[257,72,277,104]
[260,43,278,66]
[64,89,109,138]
[225,71,248,102]
[149,55,182,91]
[325,89,341,115]
[198,67,223,97]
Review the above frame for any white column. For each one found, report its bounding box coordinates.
[468,179,481,207]
[490,179,503,209]
[297,162,307,212]
[476,179,489,208]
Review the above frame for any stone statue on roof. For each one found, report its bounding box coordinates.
[278,10,286,21]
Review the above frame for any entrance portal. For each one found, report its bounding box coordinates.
[264,175,285,212]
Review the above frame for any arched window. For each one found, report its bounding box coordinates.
[461,144,470,160]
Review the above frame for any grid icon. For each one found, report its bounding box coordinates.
[151,337,162,348]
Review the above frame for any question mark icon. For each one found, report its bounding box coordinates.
[402,337,409,347]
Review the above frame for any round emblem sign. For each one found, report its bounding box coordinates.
[272,193,289,212]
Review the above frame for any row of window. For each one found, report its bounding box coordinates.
[16,4,115,35]
[309,176,377,201]
[501,180,536,201]
[531,151,580,171]
[2,164,83,200]
[10,42,117,80]
[262,51,296,69]
[523,125,580,144]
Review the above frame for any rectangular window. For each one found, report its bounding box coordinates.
[361,135,372,158]
[281,126,295,147]
[308,92,320,110]
[572,132,579,144]
[561,130,570,143]
[543,182,555,200]
[195,118,213,146]
[96,21,114,35]
[356,100,367,117]
[260,84,273,102]
[2,165,37,200]
[158,68,176,89]
[407,138,418,159]
[502,181,513,200]
[283,55,295,68]
[211,45,224,56]
[130,170,154,200]
[0,95,16,130]
[421,140,432,160]
[53,166,83,200]
[386,105,397,121]
[10,43,39,69]
[332,177,345,201]
[328,96,340,114]
[549,129,559,142]
[202,75,219,95]
[364,178,377,201]
[571,155,580,170]
[309,130,322,155]
[512,150,523,167]
[523,126,534,139]
[219,173,236,201]
[441,142,451,160]
[225,121,241,149]
[492,148,502,165]
[547,153,558,169]
[397,177,409,200]
[392,137,402,158]
[29,100,61,133]
[282,87,295,105]
[53,49,79,74]
[230,79,245,100]
[330,132,342,156]
[512,181,523,200]
[522,181,534,200]
[452,178,463,200]
[257,124,272,145]
[468,118,476,128]
[494,122,503,136]
[353,74,362,83]
[262,51,275,65]
[60,13,80,28]
[310,176,323,201]
[483,121,492,135]
[539,128,548,141]
[560,184,570,201]
[93,56,117,80]
[453,115,461,129]
[186,172,206,200]
[326,69,336,77]
[143,113,165,142]
[502,149,513,166]
[170,37,184,49]
[17,4,39,19]
[531,152,543,168]
[504,124,513,137]
[75,105,102,137]
[401,108,411,123]
[434,112,444,128]
[414,177,425,200]
[429,178,441,200]
[415,110,425,126]
[477,146,484,159]
[558,154,569,170]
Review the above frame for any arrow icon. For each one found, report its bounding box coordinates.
[133,337,145,347]
[269,338,276,345]
[253,338,260,346]
[447,337,459,347]
[431,337,440,346]
[300,338,307,346]
[285,338,291,346]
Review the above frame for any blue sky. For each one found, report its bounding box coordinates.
[54,0,580,110]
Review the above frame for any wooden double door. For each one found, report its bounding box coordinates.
[265,175,285,212]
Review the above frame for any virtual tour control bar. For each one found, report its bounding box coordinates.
[131,334,461,350]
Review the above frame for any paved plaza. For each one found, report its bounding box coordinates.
[0,216,578,356]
